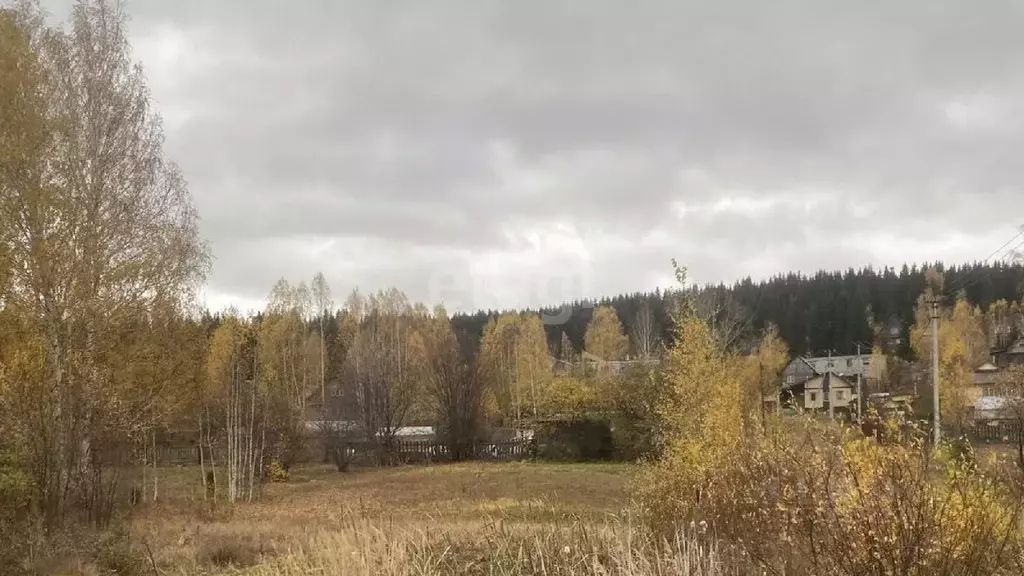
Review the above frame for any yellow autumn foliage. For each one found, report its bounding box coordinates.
[643,406,1022,573]
[641,302,1022,573]
[638,317,745,529]
[584,306,630,361]
[910,294,989,430]
[540,375,599,419]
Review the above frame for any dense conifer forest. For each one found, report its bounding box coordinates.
[452,262,1024,360]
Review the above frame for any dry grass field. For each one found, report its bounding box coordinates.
[44,462,734,575]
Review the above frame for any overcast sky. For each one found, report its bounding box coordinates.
[43,1,1024,314]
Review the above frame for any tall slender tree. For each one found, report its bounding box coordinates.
[630,303,661,359]
[422,306,486,460]
[311,273,333,409]
[343,289,425,463]
[0,0,208,525]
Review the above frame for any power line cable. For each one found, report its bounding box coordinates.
[945,235,1024,299]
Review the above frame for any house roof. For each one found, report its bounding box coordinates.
[805,372,855,389]
[789,356,816,372]
[806,354,862,363]
[1008,339,1024,355]
[395,426,434,437]
[976,361,1000,372]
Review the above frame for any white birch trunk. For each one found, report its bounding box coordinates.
[151,429,158,502]
[198,414,207,500]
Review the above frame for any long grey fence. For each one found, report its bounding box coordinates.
[153,438,537,467]
[963,421,1021,444]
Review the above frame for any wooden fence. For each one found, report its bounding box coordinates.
[963,421,1021,444]
[153,438,537,467]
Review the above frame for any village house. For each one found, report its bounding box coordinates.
[992,338,1024,369]
[804,354,880,380]
[803,372,857,414]
[973,361,1004,396]
[782,353,884,387]
[970,352,1022,422]
[780,353,882,413]
[781,356,817,389]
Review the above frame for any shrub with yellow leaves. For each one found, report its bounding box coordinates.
[643,408,1023,574]
[266,460,289,483]
[640,311,1023,574]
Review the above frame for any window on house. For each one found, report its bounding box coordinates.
[836,390,844,400]
[787,375,794,384]
[810,392,818,403]
[846,358,852,367]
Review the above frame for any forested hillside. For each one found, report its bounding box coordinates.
[452,261,1024,360]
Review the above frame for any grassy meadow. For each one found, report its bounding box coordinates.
[40,461,734,575]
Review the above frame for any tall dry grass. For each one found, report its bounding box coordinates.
[188,520,741,575]
[109,462,749,575]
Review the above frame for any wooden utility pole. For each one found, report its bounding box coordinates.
[827,350,834,420]
[930,299,942,444]
[856,343,863,422]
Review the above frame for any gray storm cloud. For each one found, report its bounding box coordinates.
[40,0,1024,311]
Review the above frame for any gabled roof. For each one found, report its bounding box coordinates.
[1007,339,1024,355]
[976,361,1000,372]
[805,372,855,389]
[786,356,817,372]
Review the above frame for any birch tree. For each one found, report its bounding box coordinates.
[260,280,311,470]
[749,323,789,428]
[344,289,424,463]
[311,272,333,409]
[631,303,661,359]
[422,306,486,460]
[986,299,1021,350]
[478,313,551,425]
[558,331,576,365]
[584,306,630,362]
[516,314,552,419]
[206,314,262,503]
[0,0,208,525]
[911,294,988,432]
[479,313,523,424]
[867,344,889,392]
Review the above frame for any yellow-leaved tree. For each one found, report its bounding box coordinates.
[584,305,630,362]
[478,312,551,425]
[642,314,744,529]
[738,324,789,430]
[640,263,1022,573]
[638,262,745,527]
[206,313,263,502]
[867,344,888,391]
[0,1,209,526]
[911,293,988,432]
[517,314,553,419]
[259,279,315,472]
[541,375,599,420]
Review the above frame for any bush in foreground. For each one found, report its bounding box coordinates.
[640,416,1023,575]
